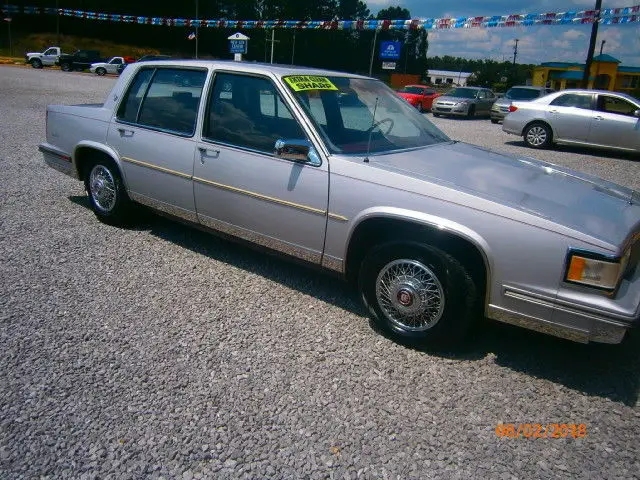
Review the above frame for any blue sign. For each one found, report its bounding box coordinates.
[229,39,247,54]
[380,41,401,60]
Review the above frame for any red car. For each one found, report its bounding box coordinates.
[396,85,440,112]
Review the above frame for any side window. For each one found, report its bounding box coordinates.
[598,96,638,116]
[44,48,56,55]
[550,94,592,110]
[204,73,306,154]
[477,91,487,99]
[112,58,123,65]
[136,68,207,135]
[117,68,154,123]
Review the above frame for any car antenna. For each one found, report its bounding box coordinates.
[364,96,379,163]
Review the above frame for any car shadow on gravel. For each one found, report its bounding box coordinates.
[504,140,638,162]
[69,195,640,406]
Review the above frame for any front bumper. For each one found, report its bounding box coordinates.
[432,103,470,116]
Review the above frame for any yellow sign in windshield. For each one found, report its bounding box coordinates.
[284,75,338,92]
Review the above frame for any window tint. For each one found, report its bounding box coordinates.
[204,73,306,154]
[136,68,207,135]
[598,95,638,116]
[44,48,56,55]
[117,68,154,123]
[550,94,592,109]
[111,58,123,65]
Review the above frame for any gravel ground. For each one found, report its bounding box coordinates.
[1,66,639,480]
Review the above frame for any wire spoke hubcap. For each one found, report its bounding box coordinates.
[375,259,445,332]
[526,126,547,146]
[89,165,116,213]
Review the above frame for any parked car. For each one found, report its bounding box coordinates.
[58,50,104,72]
[39,61,640,346]
[396,85,440,112]
[24,46,64,69]
[117,54,172,75]
[503,89,640,152]
[431,87,497,118]
[90,56,131,76]
[490,86,555,123]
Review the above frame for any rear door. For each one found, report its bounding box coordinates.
[546,93,594,142]
[106,67,208,221]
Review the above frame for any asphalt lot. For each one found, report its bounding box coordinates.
[1,66,639,479]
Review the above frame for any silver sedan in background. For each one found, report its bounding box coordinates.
[503,89,640,152]
[490,85,554,124]
[432,86,496,118]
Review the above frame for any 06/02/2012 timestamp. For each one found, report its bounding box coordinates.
[496,423,587,439]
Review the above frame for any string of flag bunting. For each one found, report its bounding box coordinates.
[2,4,639,30]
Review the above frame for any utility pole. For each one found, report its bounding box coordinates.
[55,0,59,45]
[595,39,606,88]
[512,38,519,66]
[266,29,279,64]
[582,0,602,89]
[195,0,199,59]
[291,30,296,64]
[368,28,379,76]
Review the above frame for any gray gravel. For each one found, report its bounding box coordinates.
[1,66,639,479]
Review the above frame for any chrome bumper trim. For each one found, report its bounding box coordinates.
[40,144,77,179]
[129,191,199,224]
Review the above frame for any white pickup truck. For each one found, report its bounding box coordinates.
[25,46,64,69]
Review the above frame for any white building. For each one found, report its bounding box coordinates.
[425,69,474,87]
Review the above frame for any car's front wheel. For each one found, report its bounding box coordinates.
[96,67,106,76]
[358,243,478,347]
[31,58,43,69]
[491,119,499,124]
[84,159,131,225]
[523,122,552,149]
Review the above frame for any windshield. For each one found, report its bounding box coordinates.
[283,75,449,155]
[398,86,424,94]
[445,88,478,99]
[505,88,541,100]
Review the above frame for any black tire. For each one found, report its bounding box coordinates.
[523,122,552,149]
[96,67,106,76]
[358,242,478,347]
[432,112,441,118]
[491,119,499,124]
[467,105,476,118]
[417,102,424,113]
[60,62,72,72]
[84,159,132,225]
[31,58,43,69]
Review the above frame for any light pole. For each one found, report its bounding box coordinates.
[582,0,602,88]
[595,39,606,88]
[195,0,199,59]
[56,0,60,45]
[368,27,379,76]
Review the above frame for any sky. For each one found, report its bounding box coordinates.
[368,0,640,67]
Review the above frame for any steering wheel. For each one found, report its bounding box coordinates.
[367,117,394,135]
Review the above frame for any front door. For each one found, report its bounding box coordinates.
[107,67,208,221]
[193,71,329,263]
[588,94,640,151]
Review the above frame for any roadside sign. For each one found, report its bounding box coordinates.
[380,41,401,60]
[382,62,397,70]
[228,32,249,55]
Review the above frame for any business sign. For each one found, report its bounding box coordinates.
[229,39,247,54]
[380,41,401,60]
[382,62,397,70]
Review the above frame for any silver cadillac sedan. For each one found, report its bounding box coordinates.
[503,88,640,152]
[40,61,640,347]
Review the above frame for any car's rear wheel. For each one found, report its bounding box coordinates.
[60,62,72,72]
[524,122,552,149]
[31,59,43,69]
[491,119,499,124]
[84,159,131,225]
[358,243,478,347]
[96,67,106,76]
[433,112,441,118]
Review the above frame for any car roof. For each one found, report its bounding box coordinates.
[555,88,639,102]
[131,59,371,80]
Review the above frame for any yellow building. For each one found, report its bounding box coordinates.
[532,54,640,94]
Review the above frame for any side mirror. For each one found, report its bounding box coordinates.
[275,139,311,162]
[634,109,640,118]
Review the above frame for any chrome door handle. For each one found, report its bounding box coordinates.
[117,128,134,137]
[198,147,220,156]
[549,109,558,114]
[594,115,604,121]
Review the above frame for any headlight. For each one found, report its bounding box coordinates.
[565,249,631,292]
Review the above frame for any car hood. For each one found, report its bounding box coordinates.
[368,141,639,247]
[435,95,474,103]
